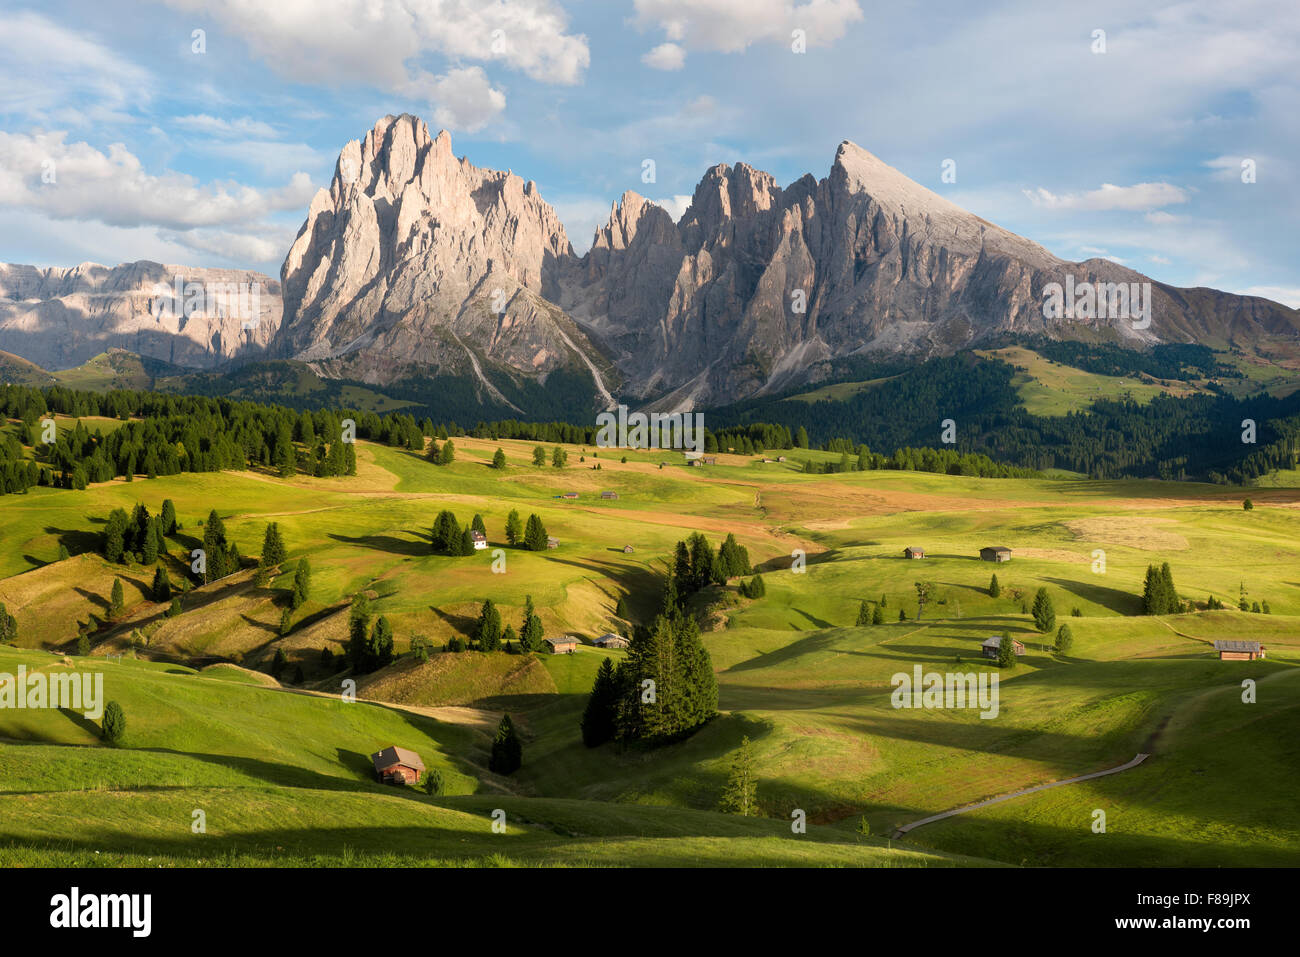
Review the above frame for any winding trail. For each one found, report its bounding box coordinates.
[892,752,1151,839]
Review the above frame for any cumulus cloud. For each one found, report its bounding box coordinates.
[0,131,315,230]
[410,67,508,133]
[642,42,686,70]
[1024,182,1189,212]
[158,0,590,89]
[651,194,692,221]
[633,0,863,54]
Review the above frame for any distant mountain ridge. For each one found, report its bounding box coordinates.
[0,261,281,371]
[2,113,1297,411]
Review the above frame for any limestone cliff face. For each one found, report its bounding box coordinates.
[275,114,614,408]
[559,141,1300,407]
[0,261,280,370]
[266,117,1300,411]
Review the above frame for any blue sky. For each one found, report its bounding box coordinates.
[1,0,1296,306]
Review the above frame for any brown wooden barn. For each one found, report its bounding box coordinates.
[981,636,1026,659]
[1213,640,1267,661]
[371,746,425,786]
[544,635,579,654]
[904,546,925,559]
[592,633,630,649]
[980,546,1012,562]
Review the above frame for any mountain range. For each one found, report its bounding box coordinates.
[3,113,1297,413]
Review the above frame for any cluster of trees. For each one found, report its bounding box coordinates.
[430,510,485,555]
[345,594,394,675]
[102,500,177,565]
[855,599,886,626]
[706,351,1300,482]
[461,595,544,653]
[581,611,717,748]
[738,575,766,599]
[662,532,752,610]
[0,384,367,496]
[1141,563,1181,615]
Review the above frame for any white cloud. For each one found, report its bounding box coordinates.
[411,67,508,133]
[1148,254,1172,265]
[1024,182,1189,212]
[651,194,692,221]
[1239,285,1300,309]
[0,11,152,124]
[0,131,315,231]
[633,0,863,53]
[158,0,590,90]
[642,42,686,70]
[161,225,298,265]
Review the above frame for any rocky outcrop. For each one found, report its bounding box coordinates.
[275,114,615,406]
[559,141,1300,407]
[0,261,280,371]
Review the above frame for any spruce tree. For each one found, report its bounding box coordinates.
[505,509,522,546]
[371,616,395,667]
[347,593,372,672]
[279,607,293,637]
[871,603,885,625]
[1031,587,1056,632]
[151,566,171,602]
[261,522,287,568]
[1055,623,1074,654]
[160,499,178,535]
[270,648,288,680]
[476,599,502,651]
[101,701,126,745]
[524,513,548,551]
[997,631,1017,669]
[292,558,311,609]
[520,595,543,652]
[718,736,758,815]
[109,578,125,619]
[489,714,523,774]
[856,600,872,626]
[581,657,618,747]
[989,573,1000,597]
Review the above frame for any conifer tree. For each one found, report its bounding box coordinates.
[1055,623,1073,654]
[492,448,507,469]
[1031,587,1056,632]
[260,522,287,568]
[523,513,548,551]
[997,631,1017,668]
[280,606,293,637]
[989,573,1000,597]
[532,445,547,466]
[519,595,543,652]
[292,558,312,609]
[476,599,502,651]
[871,603,885,625]
[160,499,178,535]
[856,600,872,626]
[101,701,126,745]
[718,736,758,815]
[151,566,171,602]
[347,593,372,671]
[489,714,523,774]
[505,509,522,546]
[371,616,394,667]
[581,657,619,747]
[109,578,125,619]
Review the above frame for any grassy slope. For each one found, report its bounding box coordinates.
[2,431,1299,866]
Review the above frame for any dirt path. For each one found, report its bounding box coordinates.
[891,752,1151,839]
